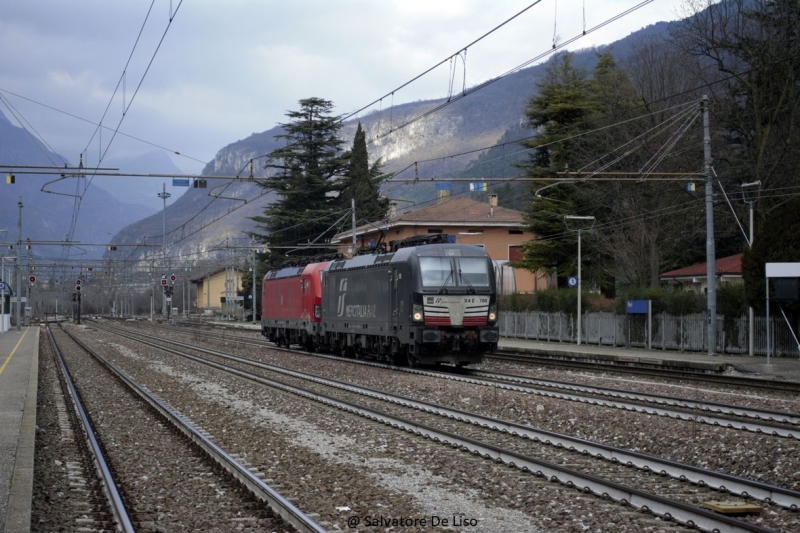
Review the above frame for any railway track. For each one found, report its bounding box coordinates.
[47,324,325,533]
[156,319,800,395]
[34,327,133,532]
[488,350,800,394]
[113,319,800,439]
[87,320,800,532]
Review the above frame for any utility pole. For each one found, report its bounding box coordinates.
[742,181,761,356]
[351,198,357,256]
[252,247,257,324]
[15,197,22,332]
[158,183,171,318]
[702,96,717,355]
[24,241,29,326]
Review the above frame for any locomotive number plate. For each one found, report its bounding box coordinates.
[427,296,490,305]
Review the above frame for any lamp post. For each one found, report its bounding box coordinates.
[158,183,171,318]
[564,215,595,346]
[741,181,761,356]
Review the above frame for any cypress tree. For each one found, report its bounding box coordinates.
[342,122,388,224]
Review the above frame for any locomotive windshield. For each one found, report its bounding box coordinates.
[419,257,491,289]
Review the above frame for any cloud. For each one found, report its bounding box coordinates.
[1,0,687,172]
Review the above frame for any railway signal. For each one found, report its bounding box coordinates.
[161,277,168,286]
[170,274,176,283]
[75,279,82,292]
[29,275,36,283]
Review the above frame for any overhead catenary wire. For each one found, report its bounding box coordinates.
[0,87,206,165]
[81,0,157,159]
[367,1,655,143]
[61,0,185,262]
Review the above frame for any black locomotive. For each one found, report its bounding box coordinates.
[319,237,499,366]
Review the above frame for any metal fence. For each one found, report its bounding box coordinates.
[499,311,800,357]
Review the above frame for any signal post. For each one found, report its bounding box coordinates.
[74,278,82,324]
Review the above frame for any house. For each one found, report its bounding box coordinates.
[659,253,743,292]
[191,267,246,314]
[330,194,547,293]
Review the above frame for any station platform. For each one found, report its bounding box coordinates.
[0,327,39,533]
[498,337,800,383]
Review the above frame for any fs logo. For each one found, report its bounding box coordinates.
[336,278,348,317]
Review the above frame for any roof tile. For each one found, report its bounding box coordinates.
[660,253,743,279]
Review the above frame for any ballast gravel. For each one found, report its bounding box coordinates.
[67,323,712,533]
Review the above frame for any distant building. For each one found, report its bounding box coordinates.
[659,253,743,292]
[191,267,246,314]
[331,194,547,293]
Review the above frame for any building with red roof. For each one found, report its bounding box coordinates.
[659,253,743,292]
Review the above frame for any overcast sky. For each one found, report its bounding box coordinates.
[0,0,690,175]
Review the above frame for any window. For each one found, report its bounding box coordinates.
[427,228,443,233]
[457,257,490,287]
[508,229,523,235]
[419,257,454,287]
[419,257,490,288]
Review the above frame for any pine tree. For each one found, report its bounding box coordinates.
[251,98,349,265]
[515,53,599,285]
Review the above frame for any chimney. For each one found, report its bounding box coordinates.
[389,202,398,220]
[437,188,451,203]
[488,194,498,207]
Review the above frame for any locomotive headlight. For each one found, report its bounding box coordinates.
[412,303,424,322]
[314,304,321,318]
[488,304,497,323]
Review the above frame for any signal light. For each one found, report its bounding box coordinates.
[161,278,167,286]
[29,275,36,283]
[6,174,15,184]
[107,245,117,251]
[170,274,176,282]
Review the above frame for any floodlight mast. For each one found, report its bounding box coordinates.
[564,215,595,346]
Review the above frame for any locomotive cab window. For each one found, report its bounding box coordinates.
[420,257,454,287]
[419,257,490,289]
[457,257,491,287]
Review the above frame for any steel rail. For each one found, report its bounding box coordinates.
[466,369,800,425]
[488,351,800,394]
[56,324,327,533]
[91,322,777,533]
[104,320,800,438]
[96,322,800,510]
[45,326,135,533]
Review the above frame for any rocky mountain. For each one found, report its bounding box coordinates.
[109,20,671,267]
[0,110,164,261]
